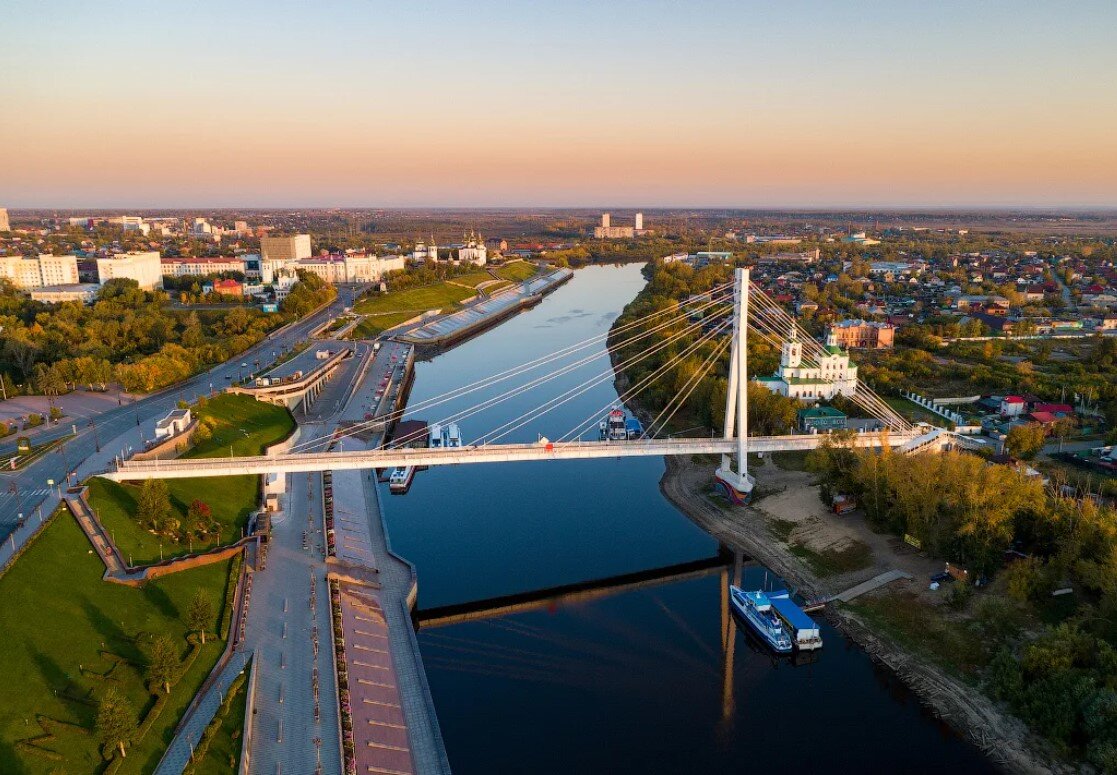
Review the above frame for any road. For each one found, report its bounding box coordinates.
[0,286,364,542]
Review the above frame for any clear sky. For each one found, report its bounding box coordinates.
[3,0,1116,209]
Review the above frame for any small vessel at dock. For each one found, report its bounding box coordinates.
[765,589,823,651]
[729,586,793,653]
[388,466,415,494]
[599,409,643,441]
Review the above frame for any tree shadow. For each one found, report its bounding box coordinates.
[141,582,179,621]
[0,738,30,775]
[79,599,134,660]
[28,644,69,692]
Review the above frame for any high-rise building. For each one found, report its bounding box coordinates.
[634,212,643,231]
[601,212,611,228]
[594,211,644,239]
[0,253,79,289]
[96,251,163,290]
[261,234,312,262]
[0,208,9,232]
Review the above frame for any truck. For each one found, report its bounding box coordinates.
[832,494,857,515]
[315,349,331,360]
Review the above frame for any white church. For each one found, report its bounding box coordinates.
[754,326,858,401]
[457,230,487,266]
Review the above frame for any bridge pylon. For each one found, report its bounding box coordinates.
[715,267,756,504]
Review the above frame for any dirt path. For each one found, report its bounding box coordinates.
[659,454,1061,774]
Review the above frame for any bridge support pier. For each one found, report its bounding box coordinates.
[715,267,755,504]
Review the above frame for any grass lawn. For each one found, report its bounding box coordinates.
[450,271,494,288]
[790,538,873,577]
[349,311,422,340]
[89,394,294,565]
[494,260,537,282]
[186,668,248,775]
[883,396,946,426]
[845,592,991,678]
[353,282,474,317]
[0,511,233,774]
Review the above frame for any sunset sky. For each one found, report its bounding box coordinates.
[3,0,1116,208]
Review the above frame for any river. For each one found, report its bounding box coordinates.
[382,264,994,774]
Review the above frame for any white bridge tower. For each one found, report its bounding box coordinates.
[715,267,756,503]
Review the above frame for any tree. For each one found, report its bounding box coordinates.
[187,589,214,645]
[187,499,213,536]
[96,687,137,759]
[146,634,180,694]
[1004,423,1047,459]
[137,479,171,533]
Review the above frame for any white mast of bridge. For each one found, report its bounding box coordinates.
[715,267,756,503]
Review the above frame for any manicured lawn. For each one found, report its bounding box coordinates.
[90,394,294,565]
[353,282,474,317]
[187,668,248,775]
[883,396,946,426]
[450,271,494,288]
[0,511,233,774]
[349,311,422,340]
[494,260,537,282]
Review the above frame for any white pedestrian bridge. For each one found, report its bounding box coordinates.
[101,431,921,482]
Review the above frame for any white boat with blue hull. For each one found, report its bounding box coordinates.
[729,586,793,653]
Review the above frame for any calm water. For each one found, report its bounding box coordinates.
[382,264,993,774]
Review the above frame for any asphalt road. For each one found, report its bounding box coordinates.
[0,286,364,539]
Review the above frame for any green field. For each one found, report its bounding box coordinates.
[185,667,248,775]
[353,282,474,317]
[883,396,947,426]
[494,260,537,282]
[349,311,422,340]
[0,512,233,774]
[89,394,294,565]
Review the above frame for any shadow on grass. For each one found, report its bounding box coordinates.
[0,738,30,775]
[80,600,134,660]
[141,583,179,621]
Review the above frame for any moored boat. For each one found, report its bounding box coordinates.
[766,589,824,651]
[729,586,793,653]
[388,466,415,494]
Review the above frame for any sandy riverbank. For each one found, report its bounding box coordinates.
[659,453,1063,775]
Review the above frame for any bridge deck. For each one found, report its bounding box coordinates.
[102,432,917,481]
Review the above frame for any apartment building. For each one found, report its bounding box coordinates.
[827,319,896,349]
[260,234,312,262]
[0,253,79,288]
[161,256,247,277]
[96,251,163,290]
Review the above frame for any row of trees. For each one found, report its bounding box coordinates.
[97,590,215,759]
[0,278,287,395]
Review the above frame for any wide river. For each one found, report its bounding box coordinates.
[382,264,993,774]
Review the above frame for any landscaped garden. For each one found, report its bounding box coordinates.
[88,393,294,565]
[0,510,235,774]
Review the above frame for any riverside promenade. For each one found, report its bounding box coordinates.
[395,268,572,347]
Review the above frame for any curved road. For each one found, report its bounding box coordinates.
[0,287,362,545]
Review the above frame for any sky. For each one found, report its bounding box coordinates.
[3,0,1116,209]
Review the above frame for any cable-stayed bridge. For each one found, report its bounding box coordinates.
[100,269,936,499]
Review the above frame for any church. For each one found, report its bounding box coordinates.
[754,326,858,401]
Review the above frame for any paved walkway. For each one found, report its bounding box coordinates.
[832,569,913,603]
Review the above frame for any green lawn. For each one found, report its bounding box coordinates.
[89,394,294,565]
[883,396,947,426]
[353,282,474,317]
[450,271,495,288]
[494,260,537,282]
[186,667,248,775]
[0,512,233,774]
[349,311,422,340]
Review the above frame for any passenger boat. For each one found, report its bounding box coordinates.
[388,466,415,494]
[444,423,462,448]
[729,586,793,653]
[428,423,443,448]
[765,589,824,651]
[599,409,629,440]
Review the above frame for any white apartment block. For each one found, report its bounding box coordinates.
[96,251,164,290]
[0,208,10,232]
[161,256,247,277]
[0,253,79,289]
[30,284,100,304]
[261,234,312,262]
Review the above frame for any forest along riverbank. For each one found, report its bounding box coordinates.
[658,453,1058,774]
[384,264,996,774]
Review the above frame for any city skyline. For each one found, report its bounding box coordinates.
[3,0,1116,209]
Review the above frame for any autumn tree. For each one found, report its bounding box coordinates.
[137,479,172,534]
[1004,423,1046,459]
